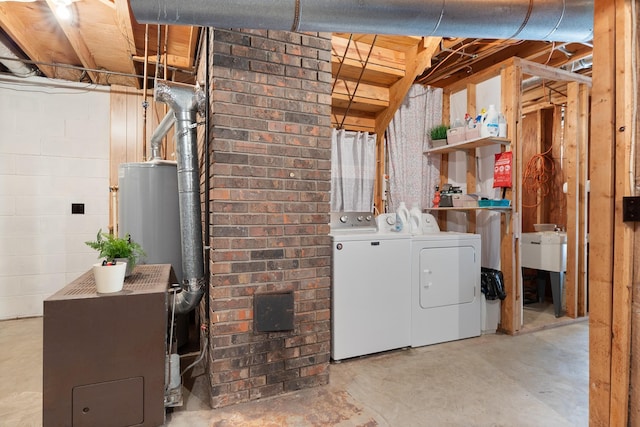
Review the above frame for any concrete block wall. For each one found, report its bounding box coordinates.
[207,28,333,408]
[0,76,110,319]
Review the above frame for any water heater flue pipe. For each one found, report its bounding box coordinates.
[130,0,593,42]
[149,112,176,161]
[155,80,206,314]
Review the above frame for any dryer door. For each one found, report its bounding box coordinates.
[419,245,477,309]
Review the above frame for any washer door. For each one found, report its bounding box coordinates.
[419,245,477,309]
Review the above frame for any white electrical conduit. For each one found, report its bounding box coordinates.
[130,0,593,42]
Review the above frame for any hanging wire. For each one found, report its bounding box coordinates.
[331,33,353,95]
[338,35,378,130]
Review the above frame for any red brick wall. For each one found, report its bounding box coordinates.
[206,28,332,408]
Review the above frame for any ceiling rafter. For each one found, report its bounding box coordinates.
[113,0,140,88]
[45,0,100,83]
[0,2,82,81]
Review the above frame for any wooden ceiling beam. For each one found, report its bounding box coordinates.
[132,54,193,70]
[45,0,100,83]
[333,33,423,52]
[374,36,440,137]
[421,40,523,87]
[332,36,406,71]
[0,3,82,81]
[113,0,140,88]
[331,108,376,132]
[332,57,403,86]
[332,80,389,106]
[424,41,557,88]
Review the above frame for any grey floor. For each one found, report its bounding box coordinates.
[1,315,588,427]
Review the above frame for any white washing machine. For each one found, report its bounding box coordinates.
[330,212,411,361]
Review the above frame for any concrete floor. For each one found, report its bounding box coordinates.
[0,316,588,427]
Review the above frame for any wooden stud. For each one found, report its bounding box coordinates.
[577,84,590,318]
[549,106,563,230]
[520,110,540,231]
[565,82,580,318]
[589,0,617,424]
[466,83,477,233]
[609,0,635,424]
[437,89,452,228]
[500,62,521,334]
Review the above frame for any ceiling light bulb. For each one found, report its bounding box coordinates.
[55,3,71,20]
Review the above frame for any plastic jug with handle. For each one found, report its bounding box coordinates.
[409,206,422,234]
[395,202,410,232]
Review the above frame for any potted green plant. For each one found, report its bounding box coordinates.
[85,230,145,278]
[429,124,449,147]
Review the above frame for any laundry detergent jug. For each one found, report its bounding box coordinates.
[409,206,422,234]
[480,104,500,138]
[395,202,410,232]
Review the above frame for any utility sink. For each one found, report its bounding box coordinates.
[521,231,567,317]
[521,231,567,272]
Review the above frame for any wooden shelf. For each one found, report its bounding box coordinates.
[424,206,512,212]
[424,136,510,154]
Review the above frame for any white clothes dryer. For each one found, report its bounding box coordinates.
[380,212,482,347]
[410,214,481,347]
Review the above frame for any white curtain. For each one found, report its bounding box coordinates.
[387,84,443,213]
[331,129,377,212]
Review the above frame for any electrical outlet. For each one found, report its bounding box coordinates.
[622,196,640,222]
[71,203,85,215]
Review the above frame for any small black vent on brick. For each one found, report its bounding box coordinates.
[254,292,294,332]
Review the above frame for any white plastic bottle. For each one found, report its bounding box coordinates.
[395,202,410,232]
[481,105,500,137]
[409,206,422,234]
[498,113,507,137]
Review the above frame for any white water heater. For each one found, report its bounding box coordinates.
[118,161,183,281]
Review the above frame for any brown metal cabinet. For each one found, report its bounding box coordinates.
[43,264,172,427]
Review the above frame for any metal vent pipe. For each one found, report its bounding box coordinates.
[150,112,176,161]
[130,0,593,42]
[154,80,206,314]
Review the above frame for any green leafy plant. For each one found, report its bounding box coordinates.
[85,229,145,266]
[429,124,450,141]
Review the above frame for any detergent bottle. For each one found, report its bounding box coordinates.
[409,206,422,234]
[395,202,410,232]
[481,105,500,137]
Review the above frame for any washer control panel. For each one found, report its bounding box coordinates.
[329,211,377,232]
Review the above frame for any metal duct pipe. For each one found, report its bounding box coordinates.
[155,80,205,314]
[150,111,176,161]
[130,0,593,42]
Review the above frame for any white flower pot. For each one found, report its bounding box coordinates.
[92,262,127,293]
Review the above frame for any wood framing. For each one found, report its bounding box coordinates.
[608,0,635,424]
[588,0,638,425]
[501,62,521,334]
[565,82,591,319]
[440,56,591,335]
